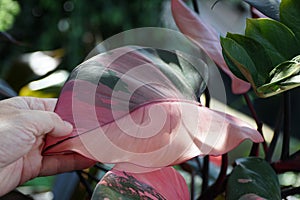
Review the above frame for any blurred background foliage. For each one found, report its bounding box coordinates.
[0,0,20,31]
[0,0,163,95]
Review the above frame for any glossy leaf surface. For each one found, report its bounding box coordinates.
[226,33,273,85]
[227,157,281,200]
[246,18,299,66]
[221,36,260,88]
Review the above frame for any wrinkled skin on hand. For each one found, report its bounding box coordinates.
[0,97,95,196]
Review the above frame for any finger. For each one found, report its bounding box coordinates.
[21,97,57,111]
[1,96,58,111]
[39,154,96,176]
[23,110,73,137]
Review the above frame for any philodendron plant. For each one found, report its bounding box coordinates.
[221,0,300,98]
[43,46,263,199]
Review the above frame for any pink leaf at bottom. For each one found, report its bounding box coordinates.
[92,166,189,200]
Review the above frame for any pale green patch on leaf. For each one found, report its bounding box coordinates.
[257,55,300,97]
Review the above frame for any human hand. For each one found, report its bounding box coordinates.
[0,96,95,196]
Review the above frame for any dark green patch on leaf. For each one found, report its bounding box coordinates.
[99,69,129,92]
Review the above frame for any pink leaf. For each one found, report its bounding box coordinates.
[43,47,263,172]
[171,0,251,94]
[251,7,269,18]
[92,167,189,199]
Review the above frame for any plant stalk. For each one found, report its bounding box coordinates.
[281,92,291,160]
[201,155,209,192]
[265,105,283,162]
[198,154,228,199]
[192,0,200,14]
[243,94,268,156]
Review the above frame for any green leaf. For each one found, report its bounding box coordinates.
[227,157,281,200]
[281,74,300,85]
[243,0,280,20]
[257,55,300,97]
[245,18,299,66]
[221,0,300,98]
[221,37,257,86]
[269,55,300,83]
[221,34,273,87]
[222,48,248,82]
[280,0,300,44]
[227,33,273,82]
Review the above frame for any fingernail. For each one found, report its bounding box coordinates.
[64,121,73,130]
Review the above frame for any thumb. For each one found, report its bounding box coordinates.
[29,110,73,137]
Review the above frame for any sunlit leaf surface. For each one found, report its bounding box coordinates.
[43,46,262,172]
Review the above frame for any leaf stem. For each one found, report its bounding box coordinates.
[265,105,283,162]
[190,170,196,200]
[281,91,291,160]
[192,0,200,14]
[198,154,228,199]
[200,88,211,194]
[213,154,228,190]
[204,87,211,107]
[201,155,209,192]
[273,150,300,173]
[0,31,24,46]
[243,94,268,156]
